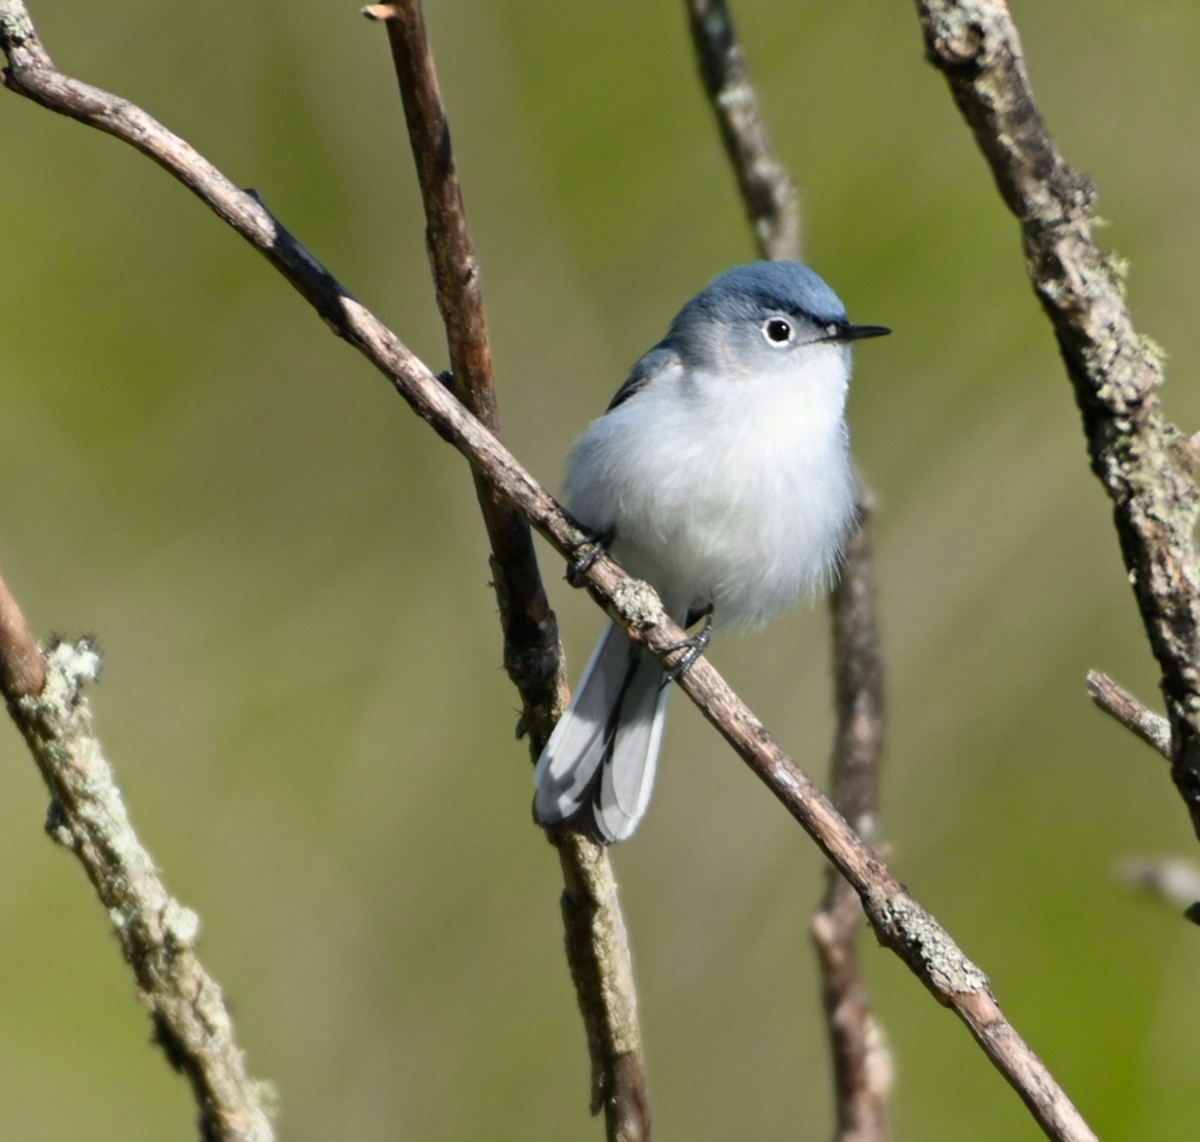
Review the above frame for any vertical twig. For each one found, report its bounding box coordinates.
[364,5,651,1138]
[813,504,892,1141]
[363,0,564,760]
[685,4,891,1137]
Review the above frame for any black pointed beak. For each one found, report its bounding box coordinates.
[840,322,891,342]
[814,321,892,345]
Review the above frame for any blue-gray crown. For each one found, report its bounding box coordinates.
[672,261,848,333]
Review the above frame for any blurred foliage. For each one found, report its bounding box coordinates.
[2,1,1199,1138]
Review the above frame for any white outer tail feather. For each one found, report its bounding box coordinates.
[534,621,671,843]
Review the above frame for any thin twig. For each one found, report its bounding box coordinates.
[362,1,563,739]
[686,6,891,1137]
[1086,671,1171,760]
[5,634,274,1141]
[684,0,801,263]
[0,7,1095,1139]
[814,501,892,1142]
[364,4,650,1137]
[916,1,1200,845]
[555,835,651,1134]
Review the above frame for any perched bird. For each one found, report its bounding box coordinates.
[534,262,889,842]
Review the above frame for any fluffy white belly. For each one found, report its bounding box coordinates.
[565,354,856,627]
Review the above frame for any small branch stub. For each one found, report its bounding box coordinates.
[1086,670,1171,760]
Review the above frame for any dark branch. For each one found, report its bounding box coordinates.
[363,2,565,747]
[687,5,891,1136]
[367,5,650,1137]
[813,496,892,1142]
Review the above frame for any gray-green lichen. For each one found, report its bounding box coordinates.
[870,892,990,996]
[612,579,664,630]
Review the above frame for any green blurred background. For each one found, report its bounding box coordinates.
[2,1,1198,1138]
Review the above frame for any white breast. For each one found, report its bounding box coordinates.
[565,345,856,627]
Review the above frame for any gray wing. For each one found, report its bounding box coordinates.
[606,342,683,410]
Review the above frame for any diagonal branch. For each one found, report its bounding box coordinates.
[1,6,1095,1138]
[916,0,1200,852]
[0,572,274,1142]
[364,4,650,1137]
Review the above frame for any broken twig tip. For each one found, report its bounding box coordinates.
[361,4,397,23]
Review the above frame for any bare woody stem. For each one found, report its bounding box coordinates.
[364,2,563,742]
[686,5,891,1137]
[916,0,1200,848]
[364,4,650,1137]
[684,0,802,263]
[814,503,892,1142]
[0,577,273,1142]
[0,5,1094,1139]
[1,468,271,1137]
[1086,671,1171,761]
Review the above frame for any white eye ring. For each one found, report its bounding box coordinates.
[762,317,794,346]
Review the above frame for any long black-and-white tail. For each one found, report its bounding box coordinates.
[533,621,670,843]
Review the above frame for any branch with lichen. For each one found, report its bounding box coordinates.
[0,571,274,1142]
[917,0,1200,874]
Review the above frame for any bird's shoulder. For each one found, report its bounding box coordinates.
[606,342,683,411]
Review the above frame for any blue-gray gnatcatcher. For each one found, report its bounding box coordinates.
[534,261,889,843]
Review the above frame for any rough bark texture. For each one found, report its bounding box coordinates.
[5,639,275,1141]
[918,0,1200,847]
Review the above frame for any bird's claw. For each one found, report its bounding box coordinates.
[565,526,615,588]
[663,611,713,682]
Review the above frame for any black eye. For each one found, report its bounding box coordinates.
[763,318,793,345]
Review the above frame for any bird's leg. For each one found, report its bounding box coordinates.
[565,525,616,588]
[663,606,714,683]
